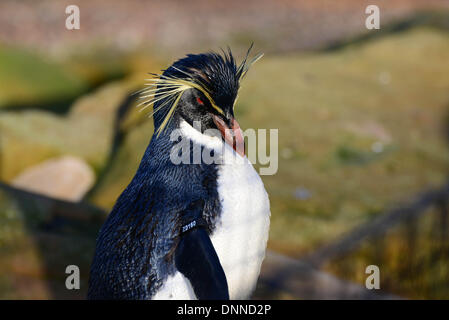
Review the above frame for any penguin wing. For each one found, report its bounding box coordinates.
[174,201,229,300]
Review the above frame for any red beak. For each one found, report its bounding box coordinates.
[212,115,245,157]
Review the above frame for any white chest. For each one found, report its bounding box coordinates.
[211,148,271,299]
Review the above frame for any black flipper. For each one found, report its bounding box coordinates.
[175,200,229,300]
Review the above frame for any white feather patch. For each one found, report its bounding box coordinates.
[152,272,196,300]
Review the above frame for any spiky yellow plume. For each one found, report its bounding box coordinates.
[137,46,263,137]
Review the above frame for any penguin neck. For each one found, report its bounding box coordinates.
[178,120,224,152]
[153,108,225,151]
[140,115,226,171]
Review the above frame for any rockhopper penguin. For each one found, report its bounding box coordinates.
[88,48,270,300]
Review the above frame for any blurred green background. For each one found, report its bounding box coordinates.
[1,0,449,299]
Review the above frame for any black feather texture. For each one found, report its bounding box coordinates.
[88,130,222,299]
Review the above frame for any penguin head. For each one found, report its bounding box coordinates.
[141,46,263,155]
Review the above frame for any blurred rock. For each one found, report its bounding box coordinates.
[0,46,88,110]
[11,156,94,202]
[89,119,154,209]
[0,79,139,182]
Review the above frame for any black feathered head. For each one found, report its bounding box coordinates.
[138,46,263,140]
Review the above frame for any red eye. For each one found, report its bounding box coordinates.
[196,97,204,105]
